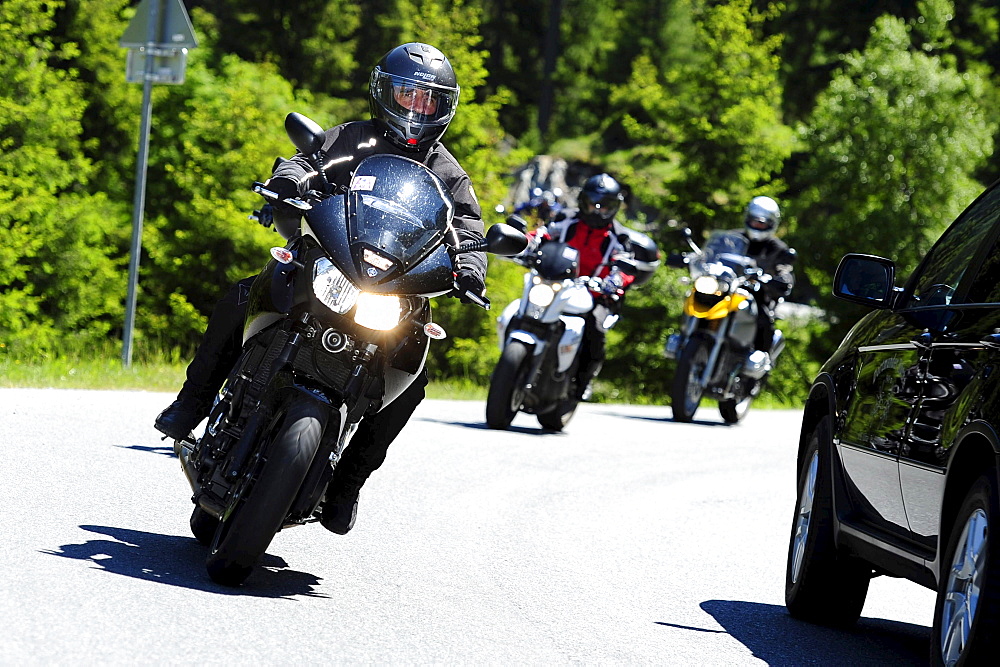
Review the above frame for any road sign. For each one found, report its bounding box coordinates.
[119,0,197,48]
[119,0,197,366]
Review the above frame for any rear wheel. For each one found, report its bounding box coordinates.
[486,341,530,429]
[537,399,579,431]
[785,415,871,625]
[671,335,710,423]
[931,474,1000,666]
[205,400,323,586]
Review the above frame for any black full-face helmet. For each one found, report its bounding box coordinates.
[578,173,624,229]
[369,43,460,152]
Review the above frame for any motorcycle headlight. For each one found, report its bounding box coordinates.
[693,275,721,295]
[528,283,556,307]
[354,292,403,331]
[313,258,361,314]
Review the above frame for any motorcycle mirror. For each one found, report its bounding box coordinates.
[285,112,326,155]
[486,223,529,256]
[666,252,688,269]
[505,214,528,234]
[681,227,693,239]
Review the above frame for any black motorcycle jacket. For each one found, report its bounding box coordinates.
[267,120,487,281]
[738,231,795,303]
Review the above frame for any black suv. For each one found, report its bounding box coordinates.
[784,180,1000,665]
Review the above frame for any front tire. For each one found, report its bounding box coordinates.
[785,415,871,625]
[205,399,323,586]
[931,474,1000,666]
[671,335,710,423]
[486,341,530,429]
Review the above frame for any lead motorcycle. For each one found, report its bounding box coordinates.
[664,229,784,424]
[173,113,527,586]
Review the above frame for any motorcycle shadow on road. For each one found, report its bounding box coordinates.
[591,408,731,428]
[688,599,929,665]
[414,415,566,437]
[41,525,328,599]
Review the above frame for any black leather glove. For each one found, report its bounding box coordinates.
[454,268,486,304]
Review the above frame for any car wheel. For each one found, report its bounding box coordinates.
[785,415,871,626]
[931,473,1000,666]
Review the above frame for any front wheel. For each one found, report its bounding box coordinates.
[785,415,871,625]
[931,474,1000,666]
[486,341,530,430]
[671,335,710,423]
[205,399,323,586]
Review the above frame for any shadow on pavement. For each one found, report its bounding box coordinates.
[119,443,176,457]
[414,416,564,436]
[41,525,328,599]
[593,409,729,428]
[692,600,929,665]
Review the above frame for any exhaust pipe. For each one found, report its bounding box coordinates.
[173,437,200,493]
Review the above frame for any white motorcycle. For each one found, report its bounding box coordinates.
[486,240,621,431]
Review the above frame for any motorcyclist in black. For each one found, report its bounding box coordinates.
[154,42,487,535]
[736,196,795,366]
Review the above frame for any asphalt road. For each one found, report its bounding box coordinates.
[1,388,937,664]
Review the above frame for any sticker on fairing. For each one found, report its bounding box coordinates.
[351,175,377,191]
[562,247,579,261]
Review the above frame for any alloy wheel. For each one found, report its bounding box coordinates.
[790,450,819,585]
[939,508,988,666]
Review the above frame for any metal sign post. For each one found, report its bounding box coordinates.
[119,0,197,367]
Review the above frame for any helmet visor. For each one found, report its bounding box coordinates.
[372,70,458,126]
[746,216,773,231]
[580,192,621,220]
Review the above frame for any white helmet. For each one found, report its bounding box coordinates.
[744,196,781,241]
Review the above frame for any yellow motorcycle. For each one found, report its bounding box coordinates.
[664,229,783,423]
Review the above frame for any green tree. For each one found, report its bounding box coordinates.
[0,0,125,355]
[790,0,995,327]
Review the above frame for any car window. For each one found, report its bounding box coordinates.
[964,224,1000,304]
[903,183,1000,308]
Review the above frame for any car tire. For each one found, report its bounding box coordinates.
[931,473,1000,666]
[785,415,871,626]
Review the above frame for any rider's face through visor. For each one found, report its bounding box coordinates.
[583,198,619,220]
[393,85,440,115]
[747,216,771,230]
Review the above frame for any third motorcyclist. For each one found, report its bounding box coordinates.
[733,195,796,369]
[522,173,636,399]
[153,42,487,536]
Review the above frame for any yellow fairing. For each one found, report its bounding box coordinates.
[683,291,748,320]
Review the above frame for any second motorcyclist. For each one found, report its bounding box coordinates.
[733,195,796,369]
[154,42,487,536]
[522,173,635,399]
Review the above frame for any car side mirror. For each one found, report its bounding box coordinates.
[833,253,896,308]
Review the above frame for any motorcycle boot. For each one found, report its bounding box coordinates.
[154,279,252,440]
[320,481,362,535]
[574,359,603,401]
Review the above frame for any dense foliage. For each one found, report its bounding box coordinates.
[2,0,997,405]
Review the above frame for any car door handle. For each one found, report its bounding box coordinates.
[980,333,1000,349]
[911,332,933,350]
